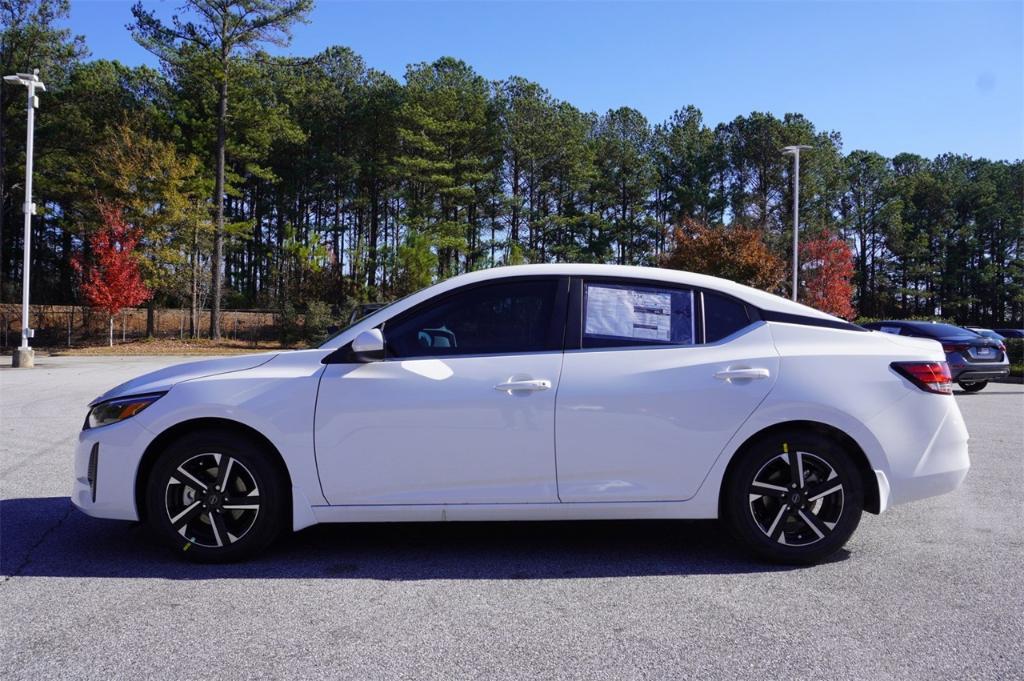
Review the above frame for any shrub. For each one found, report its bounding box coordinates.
[303,300,334,344]
[1005,338,1024,366]
[278,301,301,346]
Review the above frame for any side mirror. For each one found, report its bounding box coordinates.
[350,328,385,362]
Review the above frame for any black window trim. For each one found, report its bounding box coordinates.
[567,275,761,351]
[324,275,570,363]
[567,275,864,352]
[758,310,867,333]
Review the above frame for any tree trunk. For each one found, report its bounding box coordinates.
[108,316,113,348]
[146,298,156,338]
[190,225,199,338]
[210,70,228,340]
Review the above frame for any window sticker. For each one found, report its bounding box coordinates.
[584,284,693,344]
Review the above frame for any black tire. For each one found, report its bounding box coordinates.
[723,430,864,565]
[145,429,287,562]
[958,381,988,392]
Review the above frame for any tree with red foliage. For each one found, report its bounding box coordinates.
[800,230,856,320]
[72,204,152,346]
[660,218,786,291]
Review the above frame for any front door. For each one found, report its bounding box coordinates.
[315,277,568,505]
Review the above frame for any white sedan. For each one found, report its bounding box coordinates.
[72,264,969,564]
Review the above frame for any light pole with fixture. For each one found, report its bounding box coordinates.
[781,144,812,302]
[4,69,45,368]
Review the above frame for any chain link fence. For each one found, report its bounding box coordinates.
[0,304,288,349]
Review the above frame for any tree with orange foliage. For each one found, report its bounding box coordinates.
[800,230,856,320]
[660,218,785,291]
[72,204,152,346]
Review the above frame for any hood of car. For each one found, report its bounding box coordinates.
[88,353,279,406]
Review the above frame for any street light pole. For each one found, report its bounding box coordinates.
[781,145,812,302]
[4,70,45,368]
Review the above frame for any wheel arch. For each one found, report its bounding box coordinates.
[718,420,881,516]
[134,417,294,523]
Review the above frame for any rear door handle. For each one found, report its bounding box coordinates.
[494,379,552,393]
[714,367,771,381]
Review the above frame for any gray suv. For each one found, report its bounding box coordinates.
[863,320,1009,392]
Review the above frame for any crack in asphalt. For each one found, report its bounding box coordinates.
[1,499,73,584]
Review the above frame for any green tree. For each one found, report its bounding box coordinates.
[0,0,86,301]
[396,57,493,278]
[130,0,313,339]
[593,107,657,264]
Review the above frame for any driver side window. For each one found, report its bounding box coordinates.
[384,279,562,359]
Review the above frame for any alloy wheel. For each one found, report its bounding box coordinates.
[164,452,261,548]
[748,449,845,546]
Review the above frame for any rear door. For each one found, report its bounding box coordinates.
[555,278,779,502]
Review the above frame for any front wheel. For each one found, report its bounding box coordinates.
[723,431,864,564]
[145,430,286,562]
[958,380,988,392]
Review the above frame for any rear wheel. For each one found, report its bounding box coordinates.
[145,430,286,562]
[724,430,864,564]
[958,380,988,392]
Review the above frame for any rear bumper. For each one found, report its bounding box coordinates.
[867,392,970,508]
[954,368,1009,382]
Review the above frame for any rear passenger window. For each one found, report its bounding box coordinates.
[583,282,695,348]
[703,291,752,343]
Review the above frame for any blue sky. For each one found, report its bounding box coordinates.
[65,0,1023,161]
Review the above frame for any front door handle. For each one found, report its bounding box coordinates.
[714,367,771,382]
[494,379,552,393]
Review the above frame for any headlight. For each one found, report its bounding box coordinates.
[85,393,165,429]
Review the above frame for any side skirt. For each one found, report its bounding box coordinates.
[310,500,715,524]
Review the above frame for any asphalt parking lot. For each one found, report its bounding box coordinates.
[1,355,1022,680]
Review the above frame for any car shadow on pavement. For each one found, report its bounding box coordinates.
[1,497,847,580]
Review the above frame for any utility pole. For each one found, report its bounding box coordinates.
[4,70,45,367]
[781,145,812,302]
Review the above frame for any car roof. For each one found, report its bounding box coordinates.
[441,264,840,321]
[321,264,846,349]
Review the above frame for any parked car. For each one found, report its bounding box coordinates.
[347,302,387,325]
[73,265,970,565]
[967,327,1005,341]
[993,328,1024,339]
[862,320,1009,391]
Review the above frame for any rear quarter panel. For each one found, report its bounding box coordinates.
[684,324,961,516]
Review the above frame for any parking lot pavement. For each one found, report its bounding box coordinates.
[1,356,1022,681]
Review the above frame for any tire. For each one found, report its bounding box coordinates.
[958,381,987,392]
[723,430,864,565]
[145,429,287,562]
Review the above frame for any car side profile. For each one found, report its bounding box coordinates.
[862,320,1009,392]
[72,265,970,564]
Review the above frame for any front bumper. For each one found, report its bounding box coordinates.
[71,419,152,521]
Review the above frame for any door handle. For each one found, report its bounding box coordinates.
[494,379,552,393]
[714,367,770,381]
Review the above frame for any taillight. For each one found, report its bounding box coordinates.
[941,342,970,354]
[891,361,953,395]
[998,343,1006,352]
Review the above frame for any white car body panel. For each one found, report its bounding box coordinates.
[555,322,779,502]
[71,264,970,536]
[315,353,563,505]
